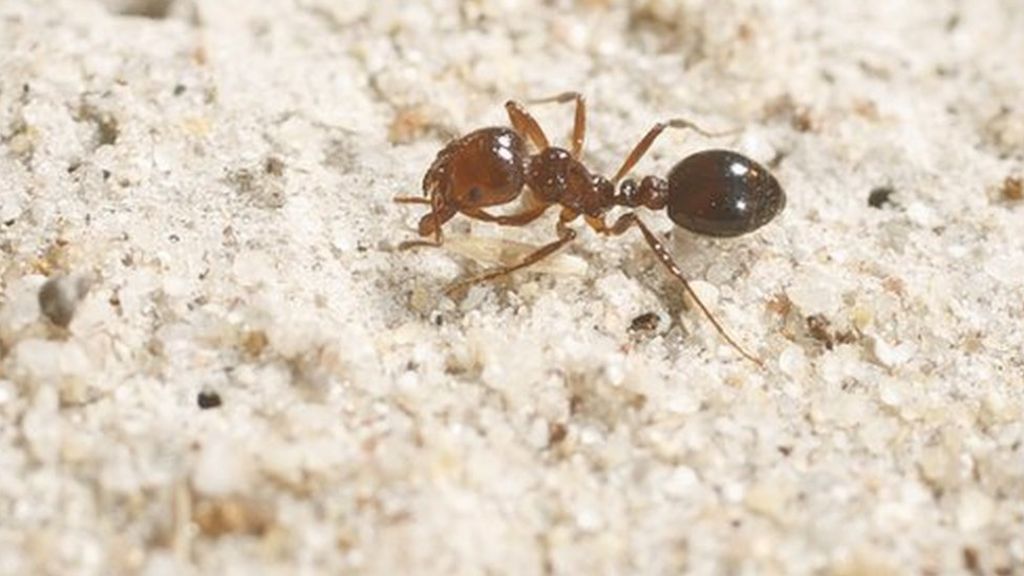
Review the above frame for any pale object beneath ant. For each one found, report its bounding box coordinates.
[395,93,786,365]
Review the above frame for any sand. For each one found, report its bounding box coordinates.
[1,0,1023,574]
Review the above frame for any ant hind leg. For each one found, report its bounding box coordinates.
[611,118,736,184]
[596,212,763,366]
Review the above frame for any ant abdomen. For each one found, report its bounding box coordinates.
[666,150,785,237]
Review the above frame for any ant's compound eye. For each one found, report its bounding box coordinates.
[468,187,482,202]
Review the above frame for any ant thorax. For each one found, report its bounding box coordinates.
[524,147,614,217]
[523,147,576,203]
[523,146,672,217]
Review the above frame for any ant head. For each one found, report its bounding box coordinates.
[423,127,527,212]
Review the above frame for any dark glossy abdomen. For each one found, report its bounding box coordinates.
[666,150,785,237]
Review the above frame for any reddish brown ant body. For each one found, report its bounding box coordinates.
[395,93,786,364]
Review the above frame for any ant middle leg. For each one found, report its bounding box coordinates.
[611,118,736,184]
[526,92,587,159]
[444,214,578,296]
[588,212,763,365]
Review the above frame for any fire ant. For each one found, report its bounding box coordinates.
[395,93,786,364]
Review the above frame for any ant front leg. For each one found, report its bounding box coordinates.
[398,238,442,251]
[611,118,736,184]
[394,199,442,250]
[396,195,452,250]
[526,92,587,159]
[591,212,763,366]
[398,215,446,250]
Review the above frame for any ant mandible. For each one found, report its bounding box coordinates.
[395,93,786,365]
